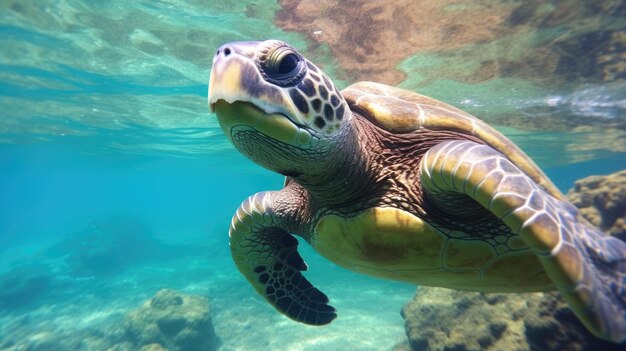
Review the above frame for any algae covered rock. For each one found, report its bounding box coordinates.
[401,288,528,351]
[401,169,626,351]
[567,169,626,240]
[401,288,624,351]
[122,289,218,351]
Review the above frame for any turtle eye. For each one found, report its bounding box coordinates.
[259,43,306,86]
[277,53,298,75]
[266,47,301,78]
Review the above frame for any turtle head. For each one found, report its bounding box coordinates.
[209,40,351,176]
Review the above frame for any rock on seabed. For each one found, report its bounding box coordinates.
[568,169,626,241]
[116,289,219,351]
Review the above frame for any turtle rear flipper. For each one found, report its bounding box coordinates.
[420,140,626,343]
[229,191,337,325]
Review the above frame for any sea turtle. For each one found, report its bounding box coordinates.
[208,40,626,343]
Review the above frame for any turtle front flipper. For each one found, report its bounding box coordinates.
[229,191,337,325]
[420,140,626,343]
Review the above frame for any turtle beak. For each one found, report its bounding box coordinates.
[208,41,264,113]
[208,54,243,113]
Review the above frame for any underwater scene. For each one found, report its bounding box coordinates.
[1,1,625,350]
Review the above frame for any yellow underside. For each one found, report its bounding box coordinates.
[313,207,553,292]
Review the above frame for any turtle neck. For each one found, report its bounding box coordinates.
[293,112,384,208]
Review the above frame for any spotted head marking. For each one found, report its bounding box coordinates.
[209,40,350,146]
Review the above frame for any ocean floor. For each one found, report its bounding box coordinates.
[0,233,415,351]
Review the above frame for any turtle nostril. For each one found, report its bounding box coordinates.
[216,49,220,56]
[224,48,231,56]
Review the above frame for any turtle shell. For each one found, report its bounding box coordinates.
[342,81,564,200]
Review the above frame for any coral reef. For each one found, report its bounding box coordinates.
[400,169,626,350]
[117,289,219,351]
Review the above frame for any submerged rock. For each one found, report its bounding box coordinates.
[401,170,626,351]
[402,288,624,351]
[0,289,219,351]
[119,289,218,351]
[567,169,626,240]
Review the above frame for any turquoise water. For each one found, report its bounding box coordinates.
[0,1,625,350]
